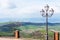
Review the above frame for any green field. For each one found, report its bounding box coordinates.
[0,22,60,40]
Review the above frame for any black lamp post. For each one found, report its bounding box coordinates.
[40,4,54,40]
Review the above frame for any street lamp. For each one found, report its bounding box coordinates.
[40,4,54,40]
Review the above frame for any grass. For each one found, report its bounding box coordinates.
[0,32,14,37]
[0,25,59,40]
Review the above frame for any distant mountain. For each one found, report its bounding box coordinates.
[20,22,60,26]
[0,22,60,32]
[0,22,60,27]
[0,22,21,32]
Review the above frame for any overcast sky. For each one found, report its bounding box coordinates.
[0,0,60,23]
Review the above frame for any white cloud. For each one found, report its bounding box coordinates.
[0,0,60,22]
[0,0,9,8]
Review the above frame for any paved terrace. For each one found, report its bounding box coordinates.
[0,37,40,40]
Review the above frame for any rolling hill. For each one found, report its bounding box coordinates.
[0,22,60,32]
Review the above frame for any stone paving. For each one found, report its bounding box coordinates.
[0,37,23,40]
[0,37,40,40]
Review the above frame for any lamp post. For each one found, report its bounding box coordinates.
[40,4,54,40]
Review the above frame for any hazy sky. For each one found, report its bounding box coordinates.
[0,0,60,23]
